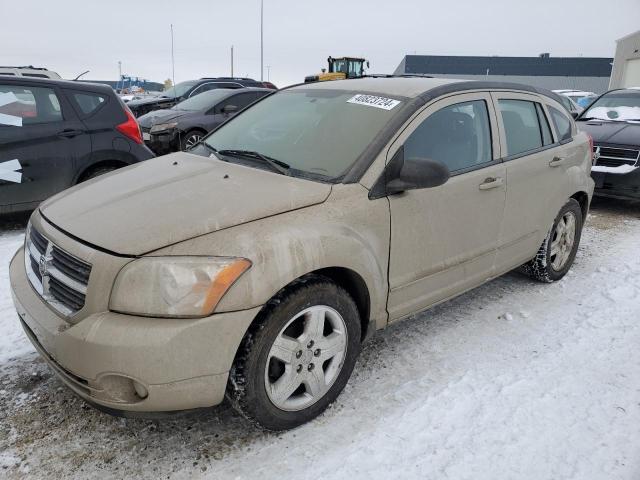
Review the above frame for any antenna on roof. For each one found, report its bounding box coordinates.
[74,70,89,81]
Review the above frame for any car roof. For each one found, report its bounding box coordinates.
[610,88,640,94]
[190,87,272,99]
[289,76,563,103]
[0,75,115,94]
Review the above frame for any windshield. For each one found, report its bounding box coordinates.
[204,89,405,180]
[172,89,232,111]
[161,81,197,99]
[582,92,640,121]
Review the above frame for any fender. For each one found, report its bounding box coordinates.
[153,184,391,332]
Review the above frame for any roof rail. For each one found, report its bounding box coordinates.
[200,76,256,81]
[0,65,51,71]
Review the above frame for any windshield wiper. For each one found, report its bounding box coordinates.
[198,142,226,159]
[579,117,611,121]
[217,149,291,176]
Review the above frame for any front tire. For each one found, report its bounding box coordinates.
[180,130,205,151]
[521,198,583,282]
[227,276,361,431]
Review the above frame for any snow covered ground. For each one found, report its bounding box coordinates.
[1,198,640,480]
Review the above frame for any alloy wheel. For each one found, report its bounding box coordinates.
[550,211,577,271]
[264,305,348,411]
[184,134,202,149]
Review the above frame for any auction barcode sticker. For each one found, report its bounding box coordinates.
[347,94,401,111]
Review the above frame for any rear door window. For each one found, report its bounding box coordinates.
[404,99,493,173]
[227,92,258,110]
[0,84,63,126]
[549,106,573,141]
[71,91,107,115]
[498,99,545,156]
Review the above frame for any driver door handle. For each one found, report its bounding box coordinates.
[57,129,85,138]
[549,156,566,167]
[479,176,503,190]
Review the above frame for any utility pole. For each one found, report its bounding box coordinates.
[117,61,122,90]
[170,24,176,95]
[266,65,271,81]
[231,45,234,77]
[260,0,264,81]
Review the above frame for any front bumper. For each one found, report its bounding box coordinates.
[591,166,640,200]
[144,129,179,155]
[10,247,261,413]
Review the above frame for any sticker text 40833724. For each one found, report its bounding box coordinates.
[347,94,401,111]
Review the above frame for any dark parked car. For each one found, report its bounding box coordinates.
[576,88,640,200]
[138,88,272,154]
[127,77,273,117]
[0,77,154,214]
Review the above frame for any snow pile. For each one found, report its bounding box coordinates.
[0,230,28,364]
[585,106,640,122]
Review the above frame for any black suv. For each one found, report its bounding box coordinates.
[138,87,272,154]
[127,77,272,117]
[0,77,154,215]
[576,88,640,201]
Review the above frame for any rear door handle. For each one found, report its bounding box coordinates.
[57,129,85,138]
[479,177,503,190]
[549,156,566,167]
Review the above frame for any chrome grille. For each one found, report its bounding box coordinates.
[24,224,91,316]
[593,145,640,167]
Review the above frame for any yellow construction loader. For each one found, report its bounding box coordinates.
[304,56,369,83]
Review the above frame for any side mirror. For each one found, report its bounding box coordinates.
[369,148,451,199]
[386,157,450,195]
[221,104,238,115]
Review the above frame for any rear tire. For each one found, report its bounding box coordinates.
[227,275,361,431]
[79,166,119,183]
[521,198,583,283]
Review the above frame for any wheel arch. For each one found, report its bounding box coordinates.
[570,190,590,223]
[309,267,371,342]
[75,159,128,184]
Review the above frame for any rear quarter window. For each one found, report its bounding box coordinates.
[549,106,573,141]
[71,91,107,115]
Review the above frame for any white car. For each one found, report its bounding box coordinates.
[553,90,598,109]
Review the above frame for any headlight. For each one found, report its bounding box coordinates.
[109,256,251,318]
[150,122,178,134]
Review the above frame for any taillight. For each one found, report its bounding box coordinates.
[116,107,143,144]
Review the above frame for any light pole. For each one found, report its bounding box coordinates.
[265,65,271,81]
[260,0,264,81]
[170,24,176,94]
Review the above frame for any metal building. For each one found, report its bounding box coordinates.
[394,54,613,93]
[609,30,640,89]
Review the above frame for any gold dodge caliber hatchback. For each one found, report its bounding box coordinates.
[10,78,594,430]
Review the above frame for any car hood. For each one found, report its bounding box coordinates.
[137,109,190,128]
[577,120,640,146]
[127,96,173,107]
[40,152,332,256]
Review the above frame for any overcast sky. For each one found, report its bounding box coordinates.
[1,0,639,88]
